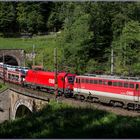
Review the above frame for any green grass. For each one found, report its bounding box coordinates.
[0,34,63,70]
[0,35,58,52]
[0,83,7,92]
[0,101,140,138]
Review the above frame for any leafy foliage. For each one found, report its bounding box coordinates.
[17,2,45,33]
[1,101,140,138]
[113,20,140,75]
[0,2,140,75]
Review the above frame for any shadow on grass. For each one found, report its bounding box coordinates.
[0,101,140,138]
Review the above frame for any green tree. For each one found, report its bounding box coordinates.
[17,2,45,34]
[114,20,140,75]
[59,3,94,74]
[0,2,18,36]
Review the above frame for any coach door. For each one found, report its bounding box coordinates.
[134,84,140,102]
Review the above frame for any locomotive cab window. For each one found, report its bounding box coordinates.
[67,76,75,83]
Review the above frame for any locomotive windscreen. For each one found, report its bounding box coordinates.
[67,76,75,83]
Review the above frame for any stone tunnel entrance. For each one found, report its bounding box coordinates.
[0,49,25,66]
[15,105,32,118]
[0,55,18,66]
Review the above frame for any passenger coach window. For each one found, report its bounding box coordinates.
[124,83,128,88]
[86,79,89,83]
[94,80,98,84]
[81,79,84,83]
[118,82,123,87]
[103,81,107,85]
[113,82,117,86]
[129,84,134,88]
[108,81,112,86]
[90,79,93,84]
[99,80,102,84]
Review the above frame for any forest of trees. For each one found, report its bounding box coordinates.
[0,2,140,75]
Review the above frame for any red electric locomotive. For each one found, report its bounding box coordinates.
[74,74,140,109]
[24,70,76,96]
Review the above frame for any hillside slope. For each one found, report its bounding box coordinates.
[0,101,140,138]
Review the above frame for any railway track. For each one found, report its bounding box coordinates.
[1,79,140,117]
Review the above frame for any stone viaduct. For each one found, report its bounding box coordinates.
[0,88,49,123]
[0,49,50,123]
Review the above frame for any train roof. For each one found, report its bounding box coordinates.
[27,70,75,76]
[76,74,140,82]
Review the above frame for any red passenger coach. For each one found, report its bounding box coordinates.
[24,70,76,96]
[74,74,140,109]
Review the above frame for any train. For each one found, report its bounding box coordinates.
[0,63,140,110]
[0,64,76,97]
[74,74,140,110]
[24,70,76,96]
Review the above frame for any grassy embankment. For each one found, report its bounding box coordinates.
[0,35,58,51]
[0,35,62,70]
[0,101,140,138]
[0,83,7,92]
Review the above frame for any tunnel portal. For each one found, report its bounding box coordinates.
[15,105,32,118]
[0,55,18,66]
[0,49,25,66]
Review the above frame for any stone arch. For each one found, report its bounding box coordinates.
[0,49,25,66]
[0,54,20,66]
[15,105,32,118]
[12,99,33,120]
